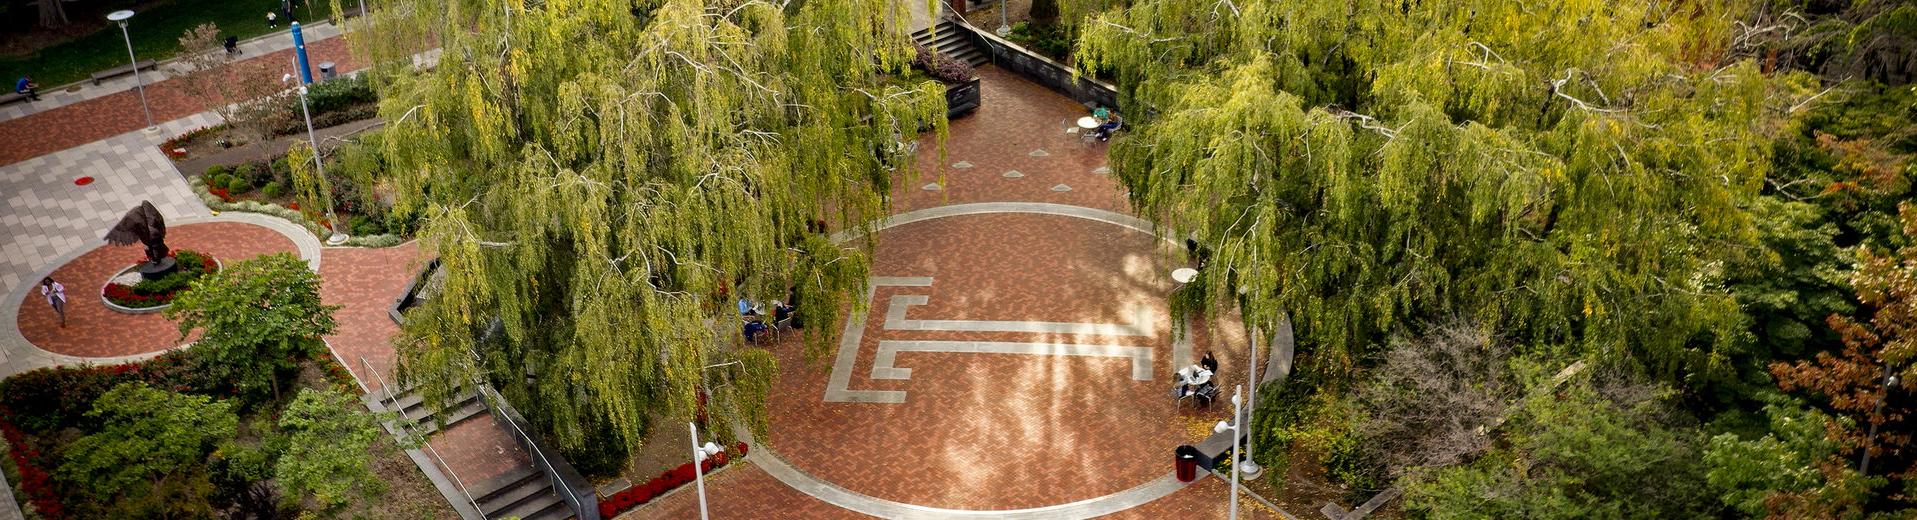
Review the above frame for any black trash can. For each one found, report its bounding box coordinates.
[1175,445,1205,482]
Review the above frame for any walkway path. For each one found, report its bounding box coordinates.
[0,22,346,123]
[0,35,361,166]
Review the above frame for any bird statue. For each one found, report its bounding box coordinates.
[103,201,171,273]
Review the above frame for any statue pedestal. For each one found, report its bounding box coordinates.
[136,257,178,280]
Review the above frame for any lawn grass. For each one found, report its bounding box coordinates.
[1,0,338,89]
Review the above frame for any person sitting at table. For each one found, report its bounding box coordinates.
[1200,351,1218,375]
[1092,107,1123,141]
[1175,362,1214,398]
[742,318,769,342]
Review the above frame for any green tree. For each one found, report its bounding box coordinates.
[348,0,946,452]
[1705,398,1874,518]
[286,141,336,230]
[1402,379,1718,518]
[167,253,339,403]
[1074,0,1816,387]
[57,382,239,519]
[275,388,386,511]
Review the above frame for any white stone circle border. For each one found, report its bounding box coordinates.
[745,202,1208,519]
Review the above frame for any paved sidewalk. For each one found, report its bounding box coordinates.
[0,112,217,300]
[0,23,345,123]
[0,36,361,167]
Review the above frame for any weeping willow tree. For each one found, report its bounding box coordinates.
[1075,0,1828,385]
[346,0,947,453]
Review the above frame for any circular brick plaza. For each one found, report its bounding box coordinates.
[15,221,298,358]
[765,207,1249,511]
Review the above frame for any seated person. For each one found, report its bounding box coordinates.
[743,319,769,341]
[1200,351,1219,375]
[777,286,802,328]
[1092,107,1123,141]
[14,75,39,102]
[1175,363,1214,398]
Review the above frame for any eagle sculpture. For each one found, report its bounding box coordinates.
[104,201,169,265]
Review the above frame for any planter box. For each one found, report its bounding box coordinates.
[946,77,981,119]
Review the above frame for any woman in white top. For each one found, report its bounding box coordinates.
[40,277,66,327]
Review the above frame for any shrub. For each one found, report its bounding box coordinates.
[204,165,232,179]
[348,215,386,236]
[304,75,375,115]
[117,250,217,305]
[261,181,285,198]
[238,162,272,187]
[912,44,976,83]
[227,178,255,196]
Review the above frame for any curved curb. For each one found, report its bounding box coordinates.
[745,202,1196,518]
[830,202,1163,245]
[0,213,324,377]
[740,426,1201,519]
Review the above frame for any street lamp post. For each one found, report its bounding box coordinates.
[689,422,723,520]
[286,74,348,245]
[995,0,1010,36]
[1242,328,1262,480]
[106,10,156,132]
[1214,385,1243,520]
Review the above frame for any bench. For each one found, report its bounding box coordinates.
[0,92,26,106]
[90,59,157,86]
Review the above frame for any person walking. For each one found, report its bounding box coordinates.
[266,11,278,28]
[39,277,66,327]
[14,75,39,101]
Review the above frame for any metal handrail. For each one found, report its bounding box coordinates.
[360,356,485,518]
[478,385,586,517]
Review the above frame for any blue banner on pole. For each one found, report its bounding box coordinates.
[291,22,314,85]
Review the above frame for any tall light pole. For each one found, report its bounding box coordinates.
[1242,327,1262,479]
[107,10,156,132]
[689,422,721,520]
[285,74,348,245]
[1217,385,1243,520]
[995,0,1010,36]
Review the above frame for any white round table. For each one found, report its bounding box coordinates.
[1172,267,1199,284]
[1077,116,1101,129]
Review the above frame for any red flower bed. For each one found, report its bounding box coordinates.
[0,415,64,519]
[597,442,748,518]
[209,187,235,203]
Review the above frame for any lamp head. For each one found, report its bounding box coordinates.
[107,9,134,26]
[282,73,293,83]
[1214,421,1231,434]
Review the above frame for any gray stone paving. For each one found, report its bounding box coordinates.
[0,113,218,295]
[0,23,344,122]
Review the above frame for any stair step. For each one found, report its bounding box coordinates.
[402,390,479,424]
[521,498,575,520]
[483,481,552,518]
[493,491,568,520]
[415,398,487,436]
[471,466,543,504]
[928,32,967,49]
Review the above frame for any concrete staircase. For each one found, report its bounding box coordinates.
[389,387,488,436]
[377,386,574,520]
[911,19,989,68]
[469,466,574,520]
